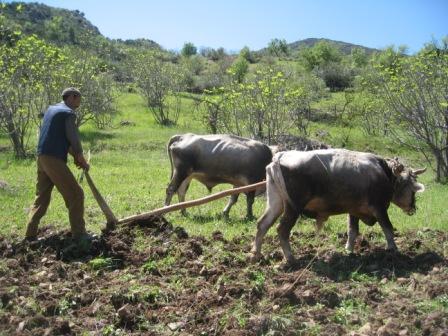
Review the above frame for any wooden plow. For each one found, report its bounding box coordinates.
[80,153,266,231]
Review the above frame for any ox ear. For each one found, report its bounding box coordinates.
[414,182,425,193]
[412,167,427,176]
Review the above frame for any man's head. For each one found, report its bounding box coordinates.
[62,87,82,110]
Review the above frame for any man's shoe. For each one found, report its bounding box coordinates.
[24,236,37,242]
[61,233,97,259]
[74,233,94,251]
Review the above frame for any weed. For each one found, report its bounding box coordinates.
[436,294,448,310]
[102,325,125,336]
[88,257,115,271]
[349,270,375,282]
[333,298,370,326]
[265,315,294,335]
[141,260,158,274]
[58,298,76,315]
[248,270,266,291]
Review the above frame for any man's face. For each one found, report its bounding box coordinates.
[67,94,81,109]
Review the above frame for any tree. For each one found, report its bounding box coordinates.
[130,51,186,125]
[267,38,289,57]
[228,56,249,83]
[181,42,197,57]
[351,47,368,68]
[203,66,319,143]
[299,40,342,71]
[203,47,227,61]
[0,35,66,158]
[375,40,448,182]
[298,41,351,90]
[239,46,255,63]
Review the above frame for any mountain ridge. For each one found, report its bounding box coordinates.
[2,2,379,55]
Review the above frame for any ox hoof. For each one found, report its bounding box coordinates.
[285,257,298,267]
[386,246,398,253]
[345,245,355,254]
[248,252,263,264]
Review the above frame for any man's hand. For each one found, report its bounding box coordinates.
[74,153,90,170]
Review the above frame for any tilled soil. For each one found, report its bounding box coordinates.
[0,217,447,335]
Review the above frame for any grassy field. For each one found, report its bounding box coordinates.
[0,91,447,241]
[1,92,447,335]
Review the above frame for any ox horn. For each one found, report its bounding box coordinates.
[412,167,427,175]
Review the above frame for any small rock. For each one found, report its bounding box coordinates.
[199,266,207,276]
[117,304,131,321]
[35,270,48,279]
[377,325,391,336]
[380,278,388,285]
[350,314,361,325]
[0,180,9,189]
[398,329,409,336]
[301,289,316,305]
[17,321,25,332]
[272,304,280,312]
[358,322,372,334]
[396,277,408,284]
[167,321,185,331]
[88,302,101,316]
[377,318,399,336]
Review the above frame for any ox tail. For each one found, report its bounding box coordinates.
[266,153,294,209]
[167,134,183,180]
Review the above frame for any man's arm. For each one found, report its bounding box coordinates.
[65,114,89,170]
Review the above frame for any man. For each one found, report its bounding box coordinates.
[25,87,90,242]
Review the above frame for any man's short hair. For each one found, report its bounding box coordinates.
[61,87,81,100]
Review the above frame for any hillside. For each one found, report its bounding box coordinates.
[288,37,379,55]
[0,2,160,49]
[2,1,100,44]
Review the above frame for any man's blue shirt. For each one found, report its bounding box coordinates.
[37,102,75,162]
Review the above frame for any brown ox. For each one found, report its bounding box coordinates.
[165,133,273,219]
[251,149,426,264]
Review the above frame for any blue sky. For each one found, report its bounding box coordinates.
[12,0,448,53]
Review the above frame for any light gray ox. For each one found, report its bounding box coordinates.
[251,149,426,264]
[165,133,273,219]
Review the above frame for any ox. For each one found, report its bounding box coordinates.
[165,133,273,219]
[251,149,426,264]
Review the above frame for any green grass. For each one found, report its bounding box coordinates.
[0,91,446,240]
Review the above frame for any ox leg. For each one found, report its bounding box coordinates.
[345,214,359,253]
[250,185,284,262]
[245,191,256,220]
[177,178,192,216]
[277,204,299,264]
[375,209,398,251]
[222,193,239,219]
[165,170,188,206]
